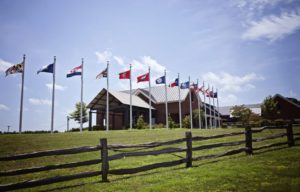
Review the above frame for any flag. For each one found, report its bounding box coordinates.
[190,82,198,91]
[66,65,82,78]
[37,63,54,74]
[205,88,210,96]
[5,62,24,76]
[180,81,190,89]
[207,91,214,97]
[119,70,130,79]
[213,92,218,98]
[137,72,149,83]
[96,67,108,79]
[199,86,205,93]
[155,75,165,84]
[169,78,178,87]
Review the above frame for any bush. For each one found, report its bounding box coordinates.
[274,119,286,126]
[183,115,190,128]
[153,123,164,129]
[136,114,146,129]
[168,114,175,129]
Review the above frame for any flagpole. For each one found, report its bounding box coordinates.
[189,76,193,129]
[197,79,201,129]
[80,58,84,132]
[164,69,168,129]
[19,54,26,133]
[106,61,109,131]
[217,88,221,128]
[203,81,207,129]
[212,86,216,128]
[130,64,132,130]
[178,73,182,128]
[51,56,56,133]
[149,66,152,129]
[208,84,212,129]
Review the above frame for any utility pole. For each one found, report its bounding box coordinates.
[7,125,10,133]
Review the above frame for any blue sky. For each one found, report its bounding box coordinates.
[1,0,300,132]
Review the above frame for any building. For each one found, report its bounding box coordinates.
[219,104,261,123]
[262,94,300,121]
[87,86,221,130]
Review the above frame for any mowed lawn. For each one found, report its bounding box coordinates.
[0,128,300,192]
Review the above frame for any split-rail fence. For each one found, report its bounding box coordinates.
[0,123,299,191]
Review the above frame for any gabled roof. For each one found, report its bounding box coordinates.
[274,94,300,109]
[87,88,154,110]
[122,86,190,104]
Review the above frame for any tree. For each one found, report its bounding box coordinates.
[231,105,252,125]
[69,102,88,125]
[261,96,278,120]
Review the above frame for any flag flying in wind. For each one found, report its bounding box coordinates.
[190,82,198,91]
[155,75,165,84]
[213,92,218,98]
[96,67,108,79]
[119,70,130,79]
[37,63,54,74]
[180,81,190,89]
[66,65,82,78]
[169,78,178,87]
[199,86,205,93]
[5,62,24,76]
[137,72,149,83]
[205,88,210,96]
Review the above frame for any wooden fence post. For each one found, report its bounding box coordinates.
[245,126,253,155]
[100,138,109,182]
[185,132,192,168]
[286,122,295,147]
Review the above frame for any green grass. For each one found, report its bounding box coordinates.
[0,128,300,192]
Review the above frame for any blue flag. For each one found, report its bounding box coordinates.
[37,63,54,74]
[180,81,190,89]
[155,76,166,84]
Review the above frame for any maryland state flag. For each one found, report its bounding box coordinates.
[96,67,108,79]
[137,72,149,83]
[5,62,24,76]
[119,70,130,79]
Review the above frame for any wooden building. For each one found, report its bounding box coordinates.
[87,86,220,130]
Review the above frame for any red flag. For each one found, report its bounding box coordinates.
[119,70,130,79]
[199,86,205,93]
[205,88,210,97]
[137,72,149,83]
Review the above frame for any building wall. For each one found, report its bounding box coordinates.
[153,90,200,124]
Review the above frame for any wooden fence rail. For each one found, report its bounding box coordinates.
[0,123,298,191]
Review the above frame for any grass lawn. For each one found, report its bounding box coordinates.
[0,128,300,192]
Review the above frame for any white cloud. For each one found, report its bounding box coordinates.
[95,50,112,64]
[202,72,264,92]
[113,56,125,67]
[219,94,238,106]
[242,9,300,41]
[0,104,9,110]
[29,98,51,106]
[0,59,12,73]
[46,83,66,91]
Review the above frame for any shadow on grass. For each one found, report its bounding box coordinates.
[38,181,100,192]
[38,144,298,192]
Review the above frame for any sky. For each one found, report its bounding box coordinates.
[0,0,300,132]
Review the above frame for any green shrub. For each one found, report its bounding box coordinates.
[168,114,175,129]
[136,114,146,129]
[153,123,164,129]
[274,119,286,126]
[183,115,190,128]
